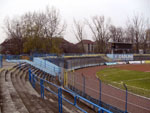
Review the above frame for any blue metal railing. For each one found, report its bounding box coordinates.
[0,55,3,68]
[29,69,112,113]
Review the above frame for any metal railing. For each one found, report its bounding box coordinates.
[28,69,112,113]
[66,71,127,113]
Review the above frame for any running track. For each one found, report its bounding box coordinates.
[75,65,150,113]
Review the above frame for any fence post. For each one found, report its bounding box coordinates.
[28,69,31,82]
[73,72,75,90]
[99,79,102,106]
[19,62,21,71]
[123,83,128,113]
[70,60,72,70]
[74,95,77,106]
[58,88,63,113]
[40,79,44,99]
[98,108,101,113]
[60,88,62,113]
[32,74,35,88]
[64,71,68,87]
[0,55,3,68]
[82,74,85,97]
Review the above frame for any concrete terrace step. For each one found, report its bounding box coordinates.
[18,65,88,113]
[0,70,19,113]
[26,68,96,113]
[6,70,29,113]
[1,62,66,113]
[27,65,56,83]
[16,66,59,112]
[11,66,58,113]
[4,63,97,113]
[12,68,45,112]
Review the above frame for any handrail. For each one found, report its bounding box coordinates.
[29,69,112,113]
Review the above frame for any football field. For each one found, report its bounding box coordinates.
[97,64,150,98]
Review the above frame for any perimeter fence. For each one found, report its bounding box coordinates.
[64,70,150,113]
[64,71,125,113]
[29,69,112,113]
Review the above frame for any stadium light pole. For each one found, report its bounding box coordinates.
[123,83,128,113]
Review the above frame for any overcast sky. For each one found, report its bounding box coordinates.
[0,0,150,44]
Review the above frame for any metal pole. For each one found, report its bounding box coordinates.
[32,74,35,88]
[58,88,63,113]
[0,55,2,68]
[58,88,60,112]
[71,60,72,70]
[74,96,77,106]
[123,83,128,113]
[82,74,85,96]
[19,62,21,71]
[99,79,102,106]
[40,79,44,99]
[28,69,31,82]
[60,88,62,113]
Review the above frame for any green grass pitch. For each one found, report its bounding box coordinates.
[97,68,150,97]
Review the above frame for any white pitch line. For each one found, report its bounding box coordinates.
[123,77,150,82]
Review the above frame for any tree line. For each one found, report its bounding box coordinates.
[1,7,150,54]
[2,7,66,55]
[73,15,150,53]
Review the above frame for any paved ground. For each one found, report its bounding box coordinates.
[75,64,150,113]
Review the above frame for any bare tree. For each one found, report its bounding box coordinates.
[86,16,110,53]
[3,7,67,54]
[44,7,66,38]
[140,19,150,53]
[109,25,124,42]
[125,25,135,44]
[21,12,44,53]
[146,28,150,53]
[127,14,145,53]
[43,7,67,53]
[4,18,23,54]
[73,19,86,53]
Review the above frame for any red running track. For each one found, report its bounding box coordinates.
[74,65,150,113]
